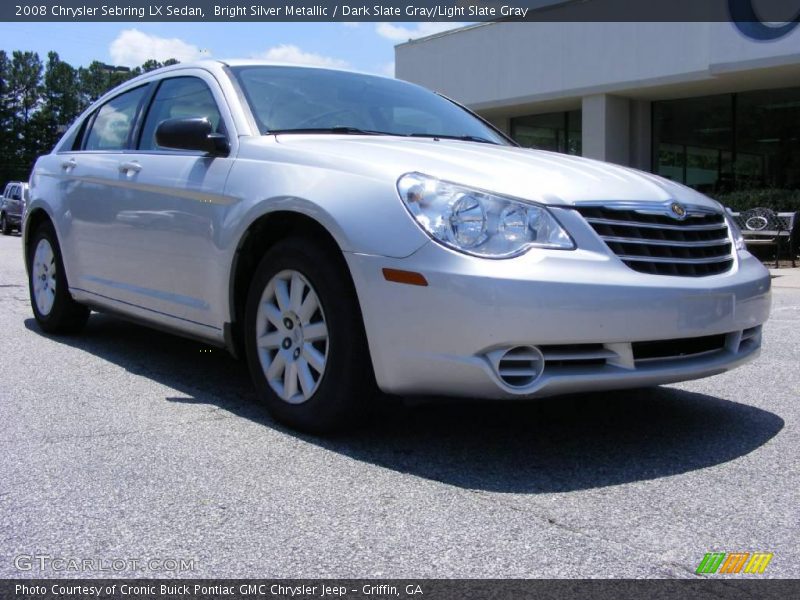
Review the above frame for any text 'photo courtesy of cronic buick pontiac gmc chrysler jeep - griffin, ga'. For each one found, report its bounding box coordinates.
[24,61,771,432]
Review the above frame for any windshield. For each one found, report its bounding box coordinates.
[231,66,510,145]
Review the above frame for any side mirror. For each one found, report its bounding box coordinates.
[155,117,229,156]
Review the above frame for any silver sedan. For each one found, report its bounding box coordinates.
[24,60,771,432]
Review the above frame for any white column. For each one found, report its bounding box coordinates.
[581,94,631,166]
[629,100,652,171]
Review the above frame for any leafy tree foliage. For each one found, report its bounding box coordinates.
[7,51,44,181]
[0,51,178,183]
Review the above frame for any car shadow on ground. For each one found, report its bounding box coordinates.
[25,313,784,494]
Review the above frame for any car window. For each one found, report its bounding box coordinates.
[12,186,20,200]
[84,86,148,151]
[231,66,508,144]
[138,77,224,151]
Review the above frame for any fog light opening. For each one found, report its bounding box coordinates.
[496,345,545,388]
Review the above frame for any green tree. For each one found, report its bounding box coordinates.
[8,51,43,181]
[141,59,163,72]
[0,51,181,183]
[141,58,178,73]
[39,51,80,153]
[77,60,115,105]
[77,60,153,106]
[0,51,15,184]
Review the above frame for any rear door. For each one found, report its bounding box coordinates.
[61,83,151,295]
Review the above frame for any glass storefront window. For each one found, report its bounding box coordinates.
[652,87,800,194]
[652,93,733,193]
[735,88,800,190]
[511,110,582,155]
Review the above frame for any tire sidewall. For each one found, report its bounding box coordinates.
[244,238,371,432]
[28,224,76,331]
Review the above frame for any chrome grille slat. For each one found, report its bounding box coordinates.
[583,217,727,231]
[600,236,729,248]
[616,254,733,265]
[575,204,734,277]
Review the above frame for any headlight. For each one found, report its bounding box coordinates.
[725,212,746,251]
[397,172,574,258]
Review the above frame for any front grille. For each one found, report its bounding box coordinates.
[539,344,615,370]
[632,334,727,362]
[575,205,733,277]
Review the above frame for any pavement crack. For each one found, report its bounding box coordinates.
[461,488,701,577]
[0,413,236,447]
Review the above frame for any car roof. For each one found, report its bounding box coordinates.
[90,59,397,111]
[127,59,393,83]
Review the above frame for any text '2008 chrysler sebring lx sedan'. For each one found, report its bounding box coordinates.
[25,61,771,432]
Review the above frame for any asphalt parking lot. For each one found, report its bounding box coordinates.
[0,231,798,579]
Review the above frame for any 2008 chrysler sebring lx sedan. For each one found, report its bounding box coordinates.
[25,60,771,432]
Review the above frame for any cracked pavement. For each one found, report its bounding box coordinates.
[0,233,798,578]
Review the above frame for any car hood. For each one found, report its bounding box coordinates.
[264,135,720,210]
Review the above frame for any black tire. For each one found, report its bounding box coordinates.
[244,236,376,433]
[0,214,10,235]
[27,221,90,334]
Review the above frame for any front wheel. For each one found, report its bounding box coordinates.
[27,222,90,334]
[244,237,376,433]
[0,214,10,235]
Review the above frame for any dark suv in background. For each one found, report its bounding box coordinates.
[1,182,27,235]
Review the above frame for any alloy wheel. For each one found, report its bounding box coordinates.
[32,238,57,316]
[255,269,329,404]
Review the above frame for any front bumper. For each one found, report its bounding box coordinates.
[345,238,771,399]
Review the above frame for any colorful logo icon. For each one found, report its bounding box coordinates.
[696,552,773,574]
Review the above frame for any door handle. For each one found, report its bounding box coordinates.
[61,158,76,170]
[118,161,142,174]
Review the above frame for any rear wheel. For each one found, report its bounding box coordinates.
[244,237,375,433]
[27,222,90,334]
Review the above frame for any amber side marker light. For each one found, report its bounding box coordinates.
[382,268,428,286]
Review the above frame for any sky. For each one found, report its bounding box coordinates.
[0,22,469,77]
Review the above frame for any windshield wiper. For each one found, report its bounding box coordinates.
[407,133,498,145]
[268,127,392,136]
[268,128,500,145]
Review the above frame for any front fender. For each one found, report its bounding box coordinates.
[221,157,429,258]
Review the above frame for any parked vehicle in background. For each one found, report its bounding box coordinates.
[1,182,27,235]
[24,61,771,433]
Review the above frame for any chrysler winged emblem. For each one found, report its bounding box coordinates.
[670,202,687,219]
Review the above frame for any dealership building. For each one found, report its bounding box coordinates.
[396,20,800,195]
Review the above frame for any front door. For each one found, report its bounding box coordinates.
[95,73,236,331]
